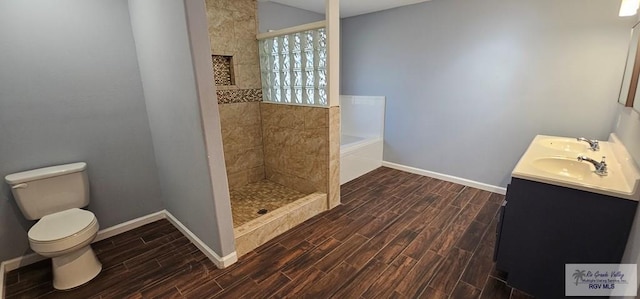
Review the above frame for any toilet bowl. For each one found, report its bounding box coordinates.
[5,162,102,290]
[28,208,102,290]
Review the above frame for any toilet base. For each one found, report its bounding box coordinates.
[51,245,102,290]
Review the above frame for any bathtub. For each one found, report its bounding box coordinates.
[340,134,383,184]
[340,95,385,184]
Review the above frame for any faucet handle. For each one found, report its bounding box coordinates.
[596,156,608,176]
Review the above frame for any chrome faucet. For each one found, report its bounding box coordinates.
[577,155,608,176]
[576,137,599,151]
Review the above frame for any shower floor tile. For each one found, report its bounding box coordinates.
[230,180,309,227]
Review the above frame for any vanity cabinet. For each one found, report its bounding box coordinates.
[495,178,637,299]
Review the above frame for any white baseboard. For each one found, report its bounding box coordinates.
[1,211,169,273]
[0,250,43,299]
[163,211,238,268]
[382,161,507,195]
[0,210,237,298]
[94,211,166,243]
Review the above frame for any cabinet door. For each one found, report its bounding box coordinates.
[495,183,518,272]
[496,178,637,298]
[493,199,507,262]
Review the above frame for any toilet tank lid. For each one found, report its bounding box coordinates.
[5,162,87,185]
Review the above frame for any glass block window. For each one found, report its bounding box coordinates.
[259,28,327,106]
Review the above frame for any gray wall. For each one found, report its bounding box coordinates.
[183,0,237,257]
[0,0,164,261]
[258,1,325,33]
[341,0,636,187]
[129,0,235,257]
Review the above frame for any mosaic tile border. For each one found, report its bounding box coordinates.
[217,88,262,104]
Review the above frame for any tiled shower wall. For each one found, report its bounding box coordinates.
[205,0,261,91]
[206,0,264,188]
[207,0,335,198]
[261,103,330,194]
[218,103,264,189]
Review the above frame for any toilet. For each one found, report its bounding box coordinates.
[5,162,102,290]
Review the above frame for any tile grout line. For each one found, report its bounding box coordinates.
[407,185,486,298]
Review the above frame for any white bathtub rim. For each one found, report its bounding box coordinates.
[341,136,382,155]
[340,134,365,146]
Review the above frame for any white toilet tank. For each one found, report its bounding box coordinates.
[5,162,90,220]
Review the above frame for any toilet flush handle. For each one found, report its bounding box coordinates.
[11,183,28,189]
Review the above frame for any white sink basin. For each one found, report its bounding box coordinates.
[531,157,592,180]
[536,139,590,153]
[512,134,640,200]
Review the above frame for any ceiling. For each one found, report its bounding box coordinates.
[262,0,431,18]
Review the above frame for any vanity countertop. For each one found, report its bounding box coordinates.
[512,134,640,201]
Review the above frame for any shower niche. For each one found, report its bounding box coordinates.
[212,55,235,86]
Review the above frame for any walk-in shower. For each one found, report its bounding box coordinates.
[206,0,336,256]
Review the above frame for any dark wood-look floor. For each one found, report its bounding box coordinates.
[5,167,534,299]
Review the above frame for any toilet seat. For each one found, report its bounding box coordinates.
[28,208,99,254]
